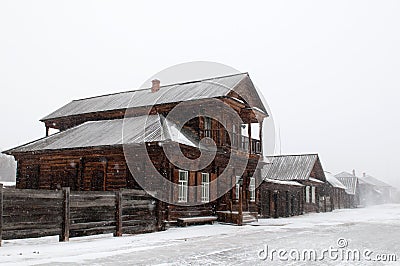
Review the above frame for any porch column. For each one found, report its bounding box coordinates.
[247,123,252,153]
[259,121,263,154]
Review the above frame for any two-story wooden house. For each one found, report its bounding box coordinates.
[4,73,269,223]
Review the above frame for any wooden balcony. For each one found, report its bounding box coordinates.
[202,129,262,155]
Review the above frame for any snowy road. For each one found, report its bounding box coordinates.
[1,204,399,265]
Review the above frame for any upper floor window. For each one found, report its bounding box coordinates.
[201,173,210,203]
[178,170,188,202]
[204,117,212,137]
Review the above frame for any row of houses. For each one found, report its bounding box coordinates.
[2,73,398,227]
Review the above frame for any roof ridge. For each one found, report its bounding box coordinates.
[71,72,248,103]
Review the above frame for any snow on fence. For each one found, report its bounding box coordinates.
[0,184,162,246]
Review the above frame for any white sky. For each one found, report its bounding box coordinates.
[0,1,399,189]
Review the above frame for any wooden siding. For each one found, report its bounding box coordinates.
[0,187,160,245]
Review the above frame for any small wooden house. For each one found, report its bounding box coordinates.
[258,178,304,218]
[324,171,347,210]
[4,73,269,224]
[262,154,329,213]
[359,173,397,205]
[334,171,360,208]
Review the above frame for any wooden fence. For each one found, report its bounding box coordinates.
[0,184,162,246]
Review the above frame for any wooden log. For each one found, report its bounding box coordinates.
[0,183,3,247]
[114,190,122,237]
[70,220,115,230]
[60,187,70,242]
[3,222,61,231]
[2,228,61,240]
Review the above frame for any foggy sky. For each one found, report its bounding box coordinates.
[0,1,399,189]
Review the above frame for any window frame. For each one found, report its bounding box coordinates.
[201,172,210,203]
[311,186,316,204]
[235,176,241,200]
[249,177,256,202]
[178,170,189,202]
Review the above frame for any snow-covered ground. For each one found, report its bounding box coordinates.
[1,204,399,265]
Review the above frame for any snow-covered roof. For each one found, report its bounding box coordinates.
[264,178,304,187]
[335,171,358,195]
[5,115,202,154]
[309,177,325,184]
[324,172,347,189]
[264,154,326,182]
[360,175,392,188]
[0,181,16,187]
[41,73,268,121]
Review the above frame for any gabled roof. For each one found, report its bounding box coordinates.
[264,154,325,182]
[360,175,392,188]
[334,171,358,195]
[4,115,201,154]
[324,171,347,189]
[41,73,267,121]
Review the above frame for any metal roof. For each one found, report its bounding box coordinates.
[334,171,358,195]
[360,175,392,188]
[5,115,200,154]
[42,73,265,121]
[324,171,347,189]
[264,154,324,181]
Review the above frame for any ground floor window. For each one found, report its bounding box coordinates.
[249,177,256,202]
[305,186,310,203]
[311,186,316,203]
[201,173,210,202]
[235,176,241,200]
[178,170,188,202]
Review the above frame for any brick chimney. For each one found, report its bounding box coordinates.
[363,172,366,178]
[352,169,356,176]
[151,79,160,93]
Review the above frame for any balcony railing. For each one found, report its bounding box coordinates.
[202,129,262,154]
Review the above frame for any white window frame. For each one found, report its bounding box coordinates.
[311,186,316,204]
[249,177,256,202]
[178,170,188,202]
[201,173,210,203]
[235,176,241,200]
[305,186,310,203]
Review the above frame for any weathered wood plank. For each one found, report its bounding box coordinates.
[114,190,122,237]
[2,228,61,240]
[70,221,115,230]
[60,187,70,242]
[3,222,61,231]
[0,184,3,247]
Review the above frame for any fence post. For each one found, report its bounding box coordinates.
[60,187,70,242]
[0,183,3,247]
[156,200,163,231]
[114,190,122,237]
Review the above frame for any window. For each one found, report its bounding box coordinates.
[178,170,188,202]
[204,117,211,137]
[305,186,310,203]
[201,173,210,202]
[311,186,316,204]
[249,177,256,202]
[232,124,238,146]
[235,176,241,200]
